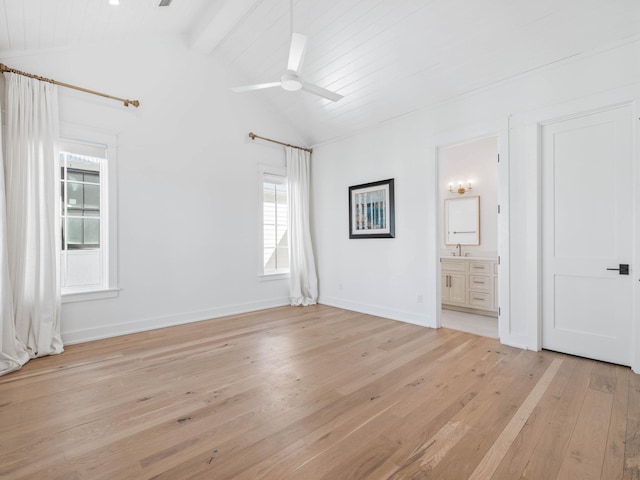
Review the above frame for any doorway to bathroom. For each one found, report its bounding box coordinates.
[438,136,499,338]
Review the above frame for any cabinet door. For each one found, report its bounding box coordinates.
[449,273,467,304]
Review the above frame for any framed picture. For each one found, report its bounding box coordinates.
[349,178,395,238]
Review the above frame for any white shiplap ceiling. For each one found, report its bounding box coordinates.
[2,0,640,145]
[0,0,211,52]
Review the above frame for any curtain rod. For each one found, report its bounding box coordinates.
[0,63,140,108]
[248,132,312,153]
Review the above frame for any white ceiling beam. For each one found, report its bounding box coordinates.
[189,0,262,55]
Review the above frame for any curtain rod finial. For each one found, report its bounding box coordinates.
[249,132,256,140]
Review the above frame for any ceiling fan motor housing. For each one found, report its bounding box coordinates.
[281,72,303,91]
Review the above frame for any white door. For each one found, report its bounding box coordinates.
[542,105,634,366]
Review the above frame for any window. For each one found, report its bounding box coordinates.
[58,126,118,302]
[60,154,101,250]
[261,172,289,276]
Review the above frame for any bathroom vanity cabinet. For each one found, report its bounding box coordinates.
[441,257,498,316]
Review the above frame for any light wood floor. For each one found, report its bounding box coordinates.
[1,305,638,480]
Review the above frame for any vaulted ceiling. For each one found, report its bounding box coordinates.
[2,0,640,145]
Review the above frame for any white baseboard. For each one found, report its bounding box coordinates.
[500,336,540,352]
[319,296,434,328]
[61,297,291,345]
[497,330,532,351]
[500,340,530,350]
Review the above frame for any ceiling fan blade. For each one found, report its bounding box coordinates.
[231,82,281,93]
[287,33,308,74]
[301,82,343,102]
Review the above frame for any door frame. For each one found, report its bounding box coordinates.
[522,88,640,372]
[432,119,511,345]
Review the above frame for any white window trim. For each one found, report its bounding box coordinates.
[62,288,120,303]
[59,123,119,303]
[258,272,290,282]
[258,164,290,279]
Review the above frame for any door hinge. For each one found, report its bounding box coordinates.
[499,307,501,316]
[498,205,501,214]
[497,153,500,163]
[498,256,501,265]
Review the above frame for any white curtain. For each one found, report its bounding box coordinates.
[286,146,318,306]
[1,73,63,376]
[0,97,28,375]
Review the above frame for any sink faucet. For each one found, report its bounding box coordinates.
[456,244,462,256]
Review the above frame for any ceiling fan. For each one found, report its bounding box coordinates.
[231,7,343,102]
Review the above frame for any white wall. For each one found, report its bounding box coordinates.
[439,136,497,258]
[311,121,433,326]
[311,38,640,351]
[1,35,306,343]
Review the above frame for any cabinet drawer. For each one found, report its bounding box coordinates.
[469,275,491,293]
[468,291,493,309]
[441,261,466,273]
[469,262,491,273]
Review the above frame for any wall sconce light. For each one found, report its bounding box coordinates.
[449,180,472,195]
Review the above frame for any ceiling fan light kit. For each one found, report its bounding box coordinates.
[280,72,302,91]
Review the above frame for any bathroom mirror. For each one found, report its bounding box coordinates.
[445,196,480,245]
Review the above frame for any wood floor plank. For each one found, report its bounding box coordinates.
[556,387,614,478]
[519,359,596,479]
[556,361,619,480]
[624,371,640,479]
[404,351,553,479]
[488,353,579,479]
[0,305,636,480]
[375,349,529,478]
[468,358,563,480]
[602,364,630,480]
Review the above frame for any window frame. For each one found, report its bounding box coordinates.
[259,165,290,280]
[59,124,119,303]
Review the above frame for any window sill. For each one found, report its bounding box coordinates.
[259,272,290,282]
[62,288,120,303]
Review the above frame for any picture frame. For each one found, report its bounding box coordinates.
[348,178,395,239]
